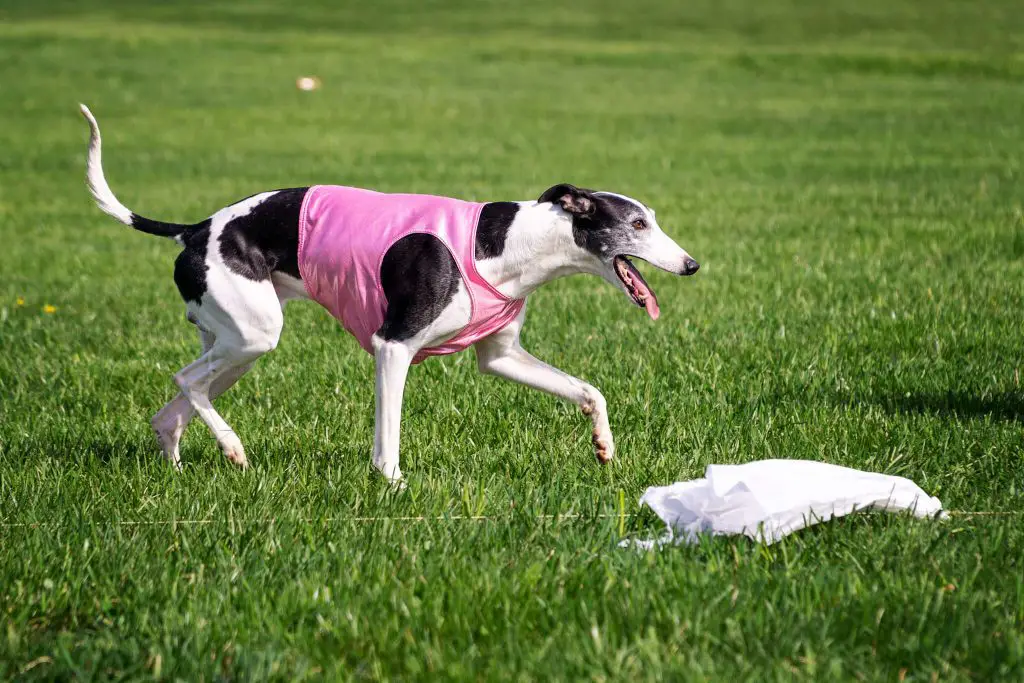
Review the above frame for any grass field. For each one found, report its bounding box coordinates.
[2,0,1024,679]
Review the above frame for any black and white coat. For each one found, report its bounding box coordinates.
[80,105,699,484]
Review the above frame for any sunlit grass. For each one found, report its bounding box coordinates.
[1,0,1023,679]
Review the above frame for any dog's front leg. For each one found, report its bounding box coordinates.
[476,327,614,463]
[371,337,415,484]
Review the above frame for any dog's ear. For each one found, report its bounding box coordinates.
[538,184,596,217]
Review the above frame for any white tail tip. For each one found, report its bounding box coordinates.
[80,103,133,225]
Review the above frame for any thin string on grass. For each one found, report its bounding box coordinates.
[0,513,627,529]
[946,510,1020,517]
[0,509,1019,529]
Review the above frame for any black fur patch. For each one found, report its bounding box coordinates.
[567,193,646,256]
[475,202,519,260]
[173,220,212,304]
[377,233,461,342]
[131,214,199,238]
[538,184,596,217]
[219,188,309,281]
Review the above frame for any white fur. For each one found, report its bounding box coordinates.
[474,202,599,298]
[80,104,133,226]
[637,224,694,275]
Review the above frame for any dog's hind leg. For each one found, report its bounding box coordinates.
[152,327,214,469]
[146,188,303,469]
[152,328,255,469]
[171,264,284,468]
[174,349,251,468]
[152,397,191,469]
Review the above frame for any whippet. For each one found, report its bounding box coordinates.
[79,105,699,484]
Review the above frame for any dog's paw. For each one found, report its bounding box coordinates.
[151,418,183,469]
[373,458,405,489]
[222,441,249,469]
[154,435,182,471]
[592,430,615,464]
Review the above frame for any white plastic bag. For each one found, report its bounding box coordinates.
[622,459,944,549]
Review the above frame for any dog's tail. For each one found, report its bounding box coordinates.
[80,104,197,242]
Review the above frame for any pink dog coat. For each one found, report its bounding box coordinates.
[298,185,525,363]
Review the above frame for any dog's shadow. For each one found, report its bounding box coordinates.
[83,438,154,465]
[52,435,160,468]
[875,389,1024,423]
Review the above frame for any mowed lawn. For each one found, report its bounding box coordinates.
[2,0,1023,679]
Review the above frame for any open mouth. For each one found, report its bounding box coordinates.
[614,255,660,320]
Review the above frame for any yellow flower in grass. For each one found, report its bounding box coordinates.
[16,297,24,307]
[42,304,57,314]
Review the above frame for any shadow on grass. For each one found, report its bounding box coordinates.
[42,436,160,467]
[4,434,158,466]
[86,439,156,465]
[877,390,1024,423]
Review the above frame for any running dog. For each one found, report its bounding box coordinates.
[79,105,699,484]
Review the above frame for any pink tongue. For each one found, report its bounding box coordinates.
[641,284,660,320]
[625,263,659,320]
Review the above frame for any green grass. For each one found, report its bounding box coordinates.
[2,0,1024,679]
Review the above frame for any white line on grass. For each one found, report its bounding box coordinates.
[0,510,1017,529]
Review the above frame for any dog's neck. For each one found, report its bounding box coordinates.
[476,202,592,300]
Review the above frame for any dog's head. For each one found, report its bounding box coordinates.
[538,184,699,320]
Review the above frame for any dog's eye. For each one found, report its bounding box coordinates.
[632,218,647,230]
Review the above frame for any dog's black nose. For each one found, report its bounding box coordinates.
[681,258,700,276]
